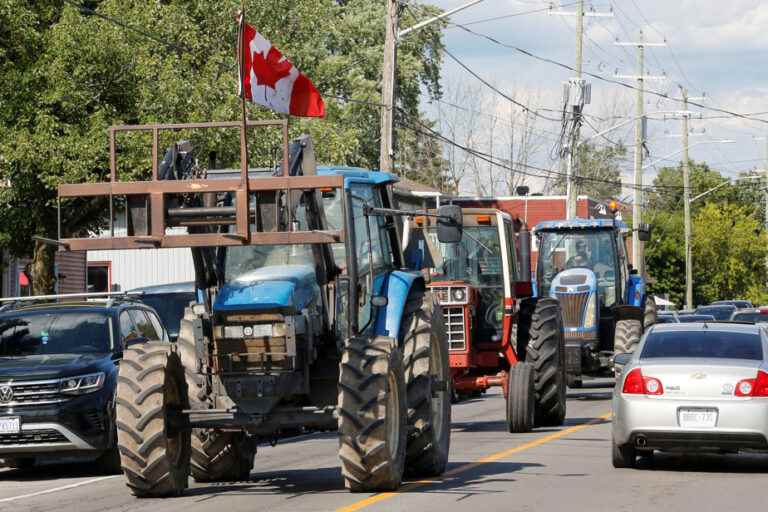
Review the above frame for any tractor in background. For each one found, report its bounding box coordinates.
[55,120,456,497]
[407,208,567,432]
[533,217,655,386]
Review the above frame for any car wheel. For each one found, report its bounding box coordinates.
[611,437,636,468]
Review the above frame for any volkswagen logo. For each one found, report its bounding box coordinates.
[0,386,13,403]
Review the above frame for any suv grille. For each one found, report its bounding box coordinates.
[556,292,590,328]
[443,306,466,351]
[0,429,68,445]
[0,379,69,407]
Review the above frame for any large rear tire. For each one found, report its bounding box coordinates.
[177,314,255,482]
[338,337,407,492]
[614,319,642,355]
[401,291,450,477]
[116,342,190,498]
[517,298,567,427]
[506,362,535,433]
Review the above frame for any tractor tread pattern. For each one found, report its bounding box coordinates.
[507,362,535,433]
[614,319,642,355]
[338,338,406,492]
[401,291,451,477]
[115,342,189,498]
[517,298,567,427]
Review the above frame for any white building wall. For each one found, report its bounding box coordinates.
[87,248,195,291]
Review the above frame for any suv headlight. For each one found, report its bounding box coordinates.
[451,287,467,303]
[584,293,597,329]
[60,372,105,395]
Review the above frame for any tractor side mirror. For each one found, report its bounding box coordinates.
[436,204,463,244]
[638,224,652,242]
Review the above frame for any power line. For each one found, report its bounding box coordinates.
[441,48,563,123]
[449,1,580,27]
[448,21,768,126]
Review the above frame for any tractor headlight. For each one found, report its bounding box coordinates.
[451,287,467,303]
[584,293,597,329]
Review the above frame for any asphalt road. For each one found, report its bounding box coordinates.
[2,380,768,512]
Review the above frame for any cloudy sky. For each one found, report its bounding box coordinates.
[423,0,768,194]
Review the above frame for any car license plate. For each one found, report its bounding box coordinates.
[0,416,20,434]
[678,408,718,428]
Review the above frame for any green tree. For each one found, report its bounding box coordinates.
[552,142,625,201]
[0,0,446,292]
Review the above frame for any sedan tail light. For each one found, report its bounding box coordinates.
[622,368,664,395]
[735,370,768,397]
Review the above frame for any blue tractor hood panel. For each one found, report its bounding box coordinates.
[549,267,597,293]
[214,265,320,314]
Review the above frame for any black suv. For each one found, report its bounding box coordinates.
[0,298,168,471]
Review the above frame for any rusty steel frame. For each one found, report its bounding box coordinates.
[58,120,345,251]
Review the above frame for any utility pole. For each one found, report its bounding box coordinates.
[379,0,398,173]
[681,88,693,310]
[379,0,483,174]
[550,2,611,219]
[615,31,665,277]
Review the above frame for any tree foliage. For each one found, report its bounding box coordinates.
[551,142,625,201]
[645,161,768,307]
[0,0,446,292]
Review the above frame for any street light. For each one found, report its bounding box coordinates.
[642,139,735,170]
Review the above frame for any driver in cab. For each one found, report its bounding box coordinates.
[566,239,590,268]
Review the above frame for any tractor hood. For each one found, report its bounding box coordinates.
[214,265,320,314]
[549,267,597,294]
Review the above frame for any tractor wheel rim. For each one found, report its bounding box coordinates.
[386,372,401,455]
[430,335,446,442]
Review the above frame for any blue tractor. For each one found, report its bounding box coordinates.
[533,218,655,385]
[56,121,458,497]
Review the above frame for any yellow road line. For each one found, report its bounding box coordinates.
[336,412,613,512]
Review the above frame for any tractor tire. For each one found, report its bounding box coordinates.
[400,291,451,477]
[177,315,255,483]
[338,337,407,492]
[507,362,535,433]
[116,342,190,498]
[644,296,657,330]
[614,319,642,355]
[517,298,567,427]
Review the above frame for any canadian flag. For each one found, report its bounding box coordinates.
[240,22,325,118]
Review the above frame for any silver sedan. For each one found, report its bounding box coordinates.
[612,322,768,468]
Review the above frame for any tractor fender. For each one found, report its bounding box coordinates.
[626,274,646,307]
[374,270,425,341]
[613,304,644,323]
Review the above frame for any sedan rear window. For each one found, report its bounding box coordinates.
[641,330,763,360]
[695,306,736,320]
[731,312,768,324]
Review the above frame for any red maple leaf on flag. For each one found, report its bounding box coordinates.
[252,47,292,89]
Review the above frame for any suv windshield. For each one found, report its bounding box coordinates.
[538,229,618,306]
[0,311,111,356]
[641,330,763,360]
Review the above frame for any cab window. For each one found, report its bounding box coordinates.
[129,309,159,340]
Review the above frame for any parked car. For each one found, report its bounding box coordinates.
[656,312,679,324]
[694,304,737,321]
[712,300,754,310]
[677,314,716,323]
[612,322,768,468]
[0,297,168,471]
[130,282,196,341]
[730,307,768,324]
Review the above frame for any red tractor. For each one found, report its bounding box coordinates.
[408,208,567,432]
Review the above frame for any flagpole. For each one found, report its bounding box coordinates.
[237,6,251,240]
